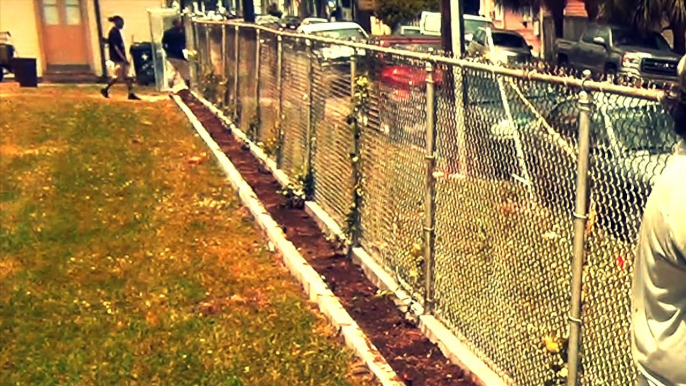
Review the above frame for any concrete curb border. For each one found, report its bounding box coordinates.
[188,93,511,386]
[172,95,404,386]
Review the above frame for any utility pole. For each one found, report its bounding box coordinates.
[442,0,469,176]
[441,0,465,57]
[440,0,452,55]
[242,0,255,21]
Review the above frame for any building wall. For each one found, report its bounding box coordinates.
[0,0,44,76]
[87,0,164,77]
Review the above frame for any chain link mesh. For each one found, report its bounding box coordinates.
[310,58,354,229]
[224,25,237,112]
[208,25,224,77]
[191,21,679,386]
[194,23,207,90]
[433,66,578,385]
[237,28,257,135]
[359,52,428,295]
[280,36,311,176]
[257,31,279,148]
[579,93,675,386]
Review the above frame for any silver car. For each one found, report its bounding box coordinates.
[467,28,533,65]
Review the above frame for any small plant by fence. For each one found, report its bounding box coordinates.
[186,17,679,386]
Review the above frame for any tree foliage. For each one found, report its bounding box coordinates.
[636,0,686,53]
[374,0,440,30]
[497,0,685,53]
[494,0,568,37]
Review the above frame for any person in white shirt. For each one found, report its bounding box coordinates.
[631,55,686,386]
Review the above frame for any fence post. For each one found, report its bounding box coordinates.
[306,39,315,175]
[204,24,211,70]
[233,25,240,120]
[221,23,228,106]
[276,34,284,168]
[255,29,262,140]
[566,88,593,386]
[349,51,360,248]
[192,21,200,91]
[423,61,437,313]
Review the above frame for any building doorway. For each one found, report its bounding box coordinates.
[39,0,89,69]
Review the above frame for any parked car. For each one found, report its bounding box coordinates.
[377,41,445,146]
[507,94,676,241]
[419,11,494,44]
[255,15,280,28]
[467,28,533,65]
[279,15,301,30]
[300,17,328,27]
[554,24,680,84]
[297,22,368,64]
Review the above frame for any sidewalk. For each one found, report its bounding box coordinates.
[0,84,375,385]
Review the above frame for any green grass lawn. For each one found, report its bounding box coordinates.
[0,85,373,385]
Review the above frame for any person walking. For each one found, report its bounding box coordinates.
[101,16,140,100]
[162,19,190,90]
[632,54,686,386]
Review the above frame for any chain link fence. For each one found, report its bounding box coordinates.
[189,20,679,386]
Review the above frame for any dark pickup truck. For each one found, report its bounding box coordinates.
[554,24,681,84]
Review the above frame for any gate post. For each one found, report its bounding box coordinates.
[276,34,284,168]
[255,29,262,140]
[423,61,437,313]
[566,88,593,386]
[233,25,240,120]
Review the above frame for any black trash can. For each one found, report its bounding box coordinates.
[130,42,156,86]
[11,58,37,87]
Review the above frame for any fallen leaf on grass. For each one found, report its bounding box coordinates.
[187,152,209,165]
[198,300,222,315]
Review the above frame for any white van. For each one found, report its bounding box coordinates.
[419,12,494,43]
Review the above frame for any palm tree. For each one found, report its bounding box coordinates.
[636,0,686,54]
[494,0,568,38]
[599,0,685,54]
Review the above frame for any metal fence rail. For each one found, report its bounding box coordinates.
[188,19,677,386]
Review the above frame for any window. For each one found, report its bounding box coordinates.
[492,33,528,48]
[597,27,610,44]
[473,29,485,45]
[611,28,671,51]
[65,0,82,25]
[581,26,598,43]
[464,19,494,36]
[521,6,532,22]
[43,0,59,25]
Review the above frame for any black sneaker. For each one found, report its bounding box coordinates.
[100,88,109,98]
[128,93,141,101]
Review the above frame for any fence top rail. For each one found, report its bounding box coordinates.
[193,19,671,101]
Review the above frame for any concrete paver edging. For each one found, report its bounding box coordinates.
[172,95,404,386]
[187,92,511,386]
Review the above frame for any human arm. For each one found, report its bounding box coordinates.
[162,30,171,55]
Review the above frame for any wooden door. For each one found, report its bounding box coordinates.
[40,0,89,66]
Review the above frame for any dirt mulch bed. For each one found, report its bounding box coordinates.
[179,92,477,386]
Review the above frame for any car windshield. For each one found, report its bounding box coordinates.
[312,28,366,41]
[612,29,671,51]
[492,32,528,48]
[605,107,677,153]
[465,19,493,35]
